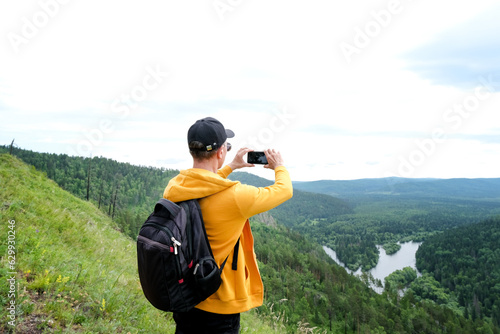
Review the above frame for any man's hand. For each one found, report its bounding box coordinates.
[227,147,255,171]
[264,149,284,170]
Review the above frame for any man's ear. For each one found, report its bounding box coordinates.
[216,147,225,160]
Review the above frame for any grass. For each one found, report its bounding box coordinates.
[0,154,282,333]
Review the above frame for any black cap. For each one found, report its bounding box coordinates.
[187,117,235,151]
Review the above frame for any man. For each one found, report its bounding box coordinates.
[163,117,293,334]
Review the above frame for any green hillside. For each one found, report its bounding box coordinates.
[0,145,178,240]
[0,154,276,333]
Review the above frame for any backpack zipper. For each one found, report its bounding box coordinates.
[171,237,181,255]
[137,234,172,251]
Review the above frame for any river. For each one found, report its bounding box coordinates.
[323,241,422,293]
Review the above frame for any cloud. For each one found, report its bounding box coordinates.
[2,1,500,180]
[449,132,500,144]
[404,4,500,90]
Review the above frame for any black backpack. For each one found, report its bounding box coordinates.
[137,198,238,313]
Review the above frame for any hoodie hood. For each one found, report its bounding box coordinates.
[163,168,240,202]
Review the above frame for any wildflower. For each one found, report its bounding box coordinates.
[100,298,106,312]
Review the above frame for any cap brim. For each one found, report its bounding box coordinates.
[226,129,235,139]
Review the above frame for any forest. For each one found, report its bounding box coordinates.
[380,216,500,329]
[2,146,500,332]
[416,217,500,325]
[252,221,500,333]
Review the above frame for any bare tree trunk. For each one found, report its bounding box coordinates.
[98,181,104,209]
[108,183,114,215]
[86,156,92,201]
[9,139,14,155]
[112,184,119,219]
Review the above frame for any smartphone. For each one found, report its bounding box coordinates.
[247,151,268,165]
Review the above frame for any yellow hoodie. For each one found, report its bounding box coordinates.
[163,164,293,314]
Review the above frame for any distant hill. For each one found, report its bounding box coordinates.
[230,171,275,187]
[230,172,353,225]
[293,177,500,199]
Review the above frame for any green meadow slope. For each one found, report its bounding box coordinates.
[0,154,276,333]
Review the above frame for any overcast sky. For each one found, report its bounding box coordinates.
[1,0,500,181]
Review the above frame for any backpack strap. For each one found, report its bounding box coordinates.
[178,201,193,260]
[220,238,240,272]
[179,199,240,272]
[231,239,240,271]
[156,198,181,216]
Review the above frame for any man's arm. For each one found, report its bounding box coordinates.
[236,165,293,218]
[234,149,293,218]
